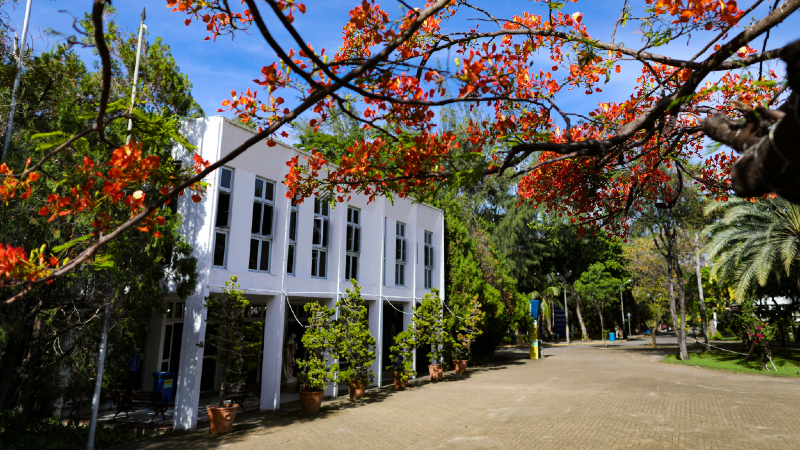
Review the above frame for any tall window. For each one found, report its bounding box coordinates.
[287,198,298,275]
[311,199,329,278]
[212,167,233,268]
[395,222,406,286]
[344,207,361,281]
[424,231,434,289]
[249,178,275,272]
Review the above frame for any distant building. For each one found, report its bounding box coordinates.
[142,117,444,430]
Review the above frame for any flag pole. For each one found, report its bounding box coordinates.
[1,0,34,161]
[126,8,147,144]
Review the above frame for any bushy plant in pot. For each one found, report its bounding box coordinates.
[335,281,376,399]
[296,301,338,413]
[199,276,262,434]
[452,296,485,374]
[386,328,417,388]
[414,289,448,381]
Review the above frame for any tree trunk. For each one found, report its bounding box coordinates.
[709,312,718,337]
[744,341,757,361]
[667,267,680,341]
[599,308,607,349]
[675,268,690,361]
[575,295,589,341]
[16,315,42,426]
[650,319,659,348]
[694,233,710,351]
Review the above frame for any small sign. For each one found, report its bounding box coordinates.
[164,379,173,389]
[529,300,540,320]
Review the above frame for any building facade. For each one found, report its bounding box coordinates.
[143,117,444,430]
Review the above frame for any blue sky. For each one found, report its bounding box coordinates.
[4,0,796,136]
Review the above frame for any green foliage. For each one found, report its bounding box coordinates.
[703,197,800,301]
[199,277,262,407]
[335,281,376,386]
[574,262,621,346]
[386,329,417,383]
[451,296,485,360]
[413,289,449,363]
[296,302,338,392]
[0,411,135,450]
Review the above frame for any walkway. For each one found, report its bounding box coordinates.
[119,341,800,449]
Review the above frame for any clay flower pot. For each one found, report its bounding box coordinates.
[453,359,468,374]
[206,403,238,435]
[393,371,408,389]
[299,390,324,413]
[429,364,443,381]
[348,380,367,399]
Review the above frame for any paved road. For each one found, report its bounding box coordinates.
[121,342,800,450]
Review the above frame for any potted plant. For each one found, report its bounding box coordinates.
[296,301,338,413]
[335,281,376,399]
[386,328,416,388]
[414,289,448,381]
[198,276,262,434]
[452,296,484,374]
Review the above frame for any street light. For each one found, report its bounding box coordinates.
[619,279,632,339]
[556,271,572,344]
[627,312,632,337]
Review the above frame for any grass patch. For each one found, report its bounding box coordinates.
[662,347,800,378]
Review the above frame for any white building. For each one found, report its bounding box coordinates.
[142,117,444,431]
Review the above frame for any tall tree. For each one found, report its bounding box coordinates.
[574,262,622,348]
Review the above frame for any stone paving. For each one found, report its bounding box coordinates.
[119,341,800,450]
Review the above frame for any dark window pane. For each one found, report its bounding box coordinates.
[260,240,270,271]
[220,168,232,189]
[311,250,318,277]
[352,256,358,281]
[319,251,327,278]
[254,178,264,198]
[213,232,226,266]
[287,245,295,274]
[396,239,401,260]
[262,204,273,236]
[215,192,230,228]
[322,220,329,247]
[353,209,359,224]
[395,264,399,285]
[289,210,297,241]
[314,199,320,215]
[249,239,259,270]
[163,325,172,360]
[402,241,406,262]
[265,181,274,201]
[322,202,329,216]
[347,226,353,252]
[313,218,321,246]
[354,228,360,252]
[345,255,351,280]
[251,203,262,234]
[347,208,352,223]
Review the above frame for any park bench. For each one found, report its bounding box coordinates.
[225,382,261,412]
[113,390,174,422]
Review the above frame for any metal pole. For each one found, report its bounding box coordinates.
[627,313,632,337]
[1,0,33,160]
[620,287,625,340]
[126,8,147,144]
[563,284,569,344]
[86,304,111,450]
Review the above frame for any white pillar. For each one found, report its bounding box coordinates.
[368,299,383,387]
[260,294,286,410]
[403,301,415,379]
[324,296,337,398]
[172,287,209,431]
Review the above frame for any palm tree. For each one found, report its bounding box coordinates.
[703,197,800,301]
[530,273,562,338]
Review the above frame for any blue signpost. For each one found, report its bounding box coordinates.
[529,300,540,359]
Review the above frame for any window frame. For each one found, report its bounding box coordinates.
[345,207,361,281]
[287,198,299,275]
[212,167,234,268]
[311,198,330,279]
[248,177,276,273]
[395,222,406,286]
[424,230,434,289]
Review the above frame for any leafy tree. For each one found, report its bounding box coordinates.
[574,262,622,348]
[386,328,416,384]
[413,289,448,365]
[624,237,670,347]
[199,276,262,408]
[296,302,338,392]
[335,281,376,387]
[451,296,484,361]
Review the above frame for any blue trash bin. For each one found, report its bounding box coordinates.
[152,372,176,403]
[608,332,616,342]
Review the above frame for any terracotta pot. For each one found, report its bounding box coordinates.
[206,403,238,435]
[429,364,443,381]
[453,359,468,374]
[393,371,408,389]
[299,390,324,413]
[348,380,367,399]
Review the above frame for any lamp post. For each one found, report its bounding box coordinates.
[619,279,632,339]
[627,312,632,337]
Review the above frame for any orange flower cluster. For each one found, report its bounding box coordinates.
[650,0,744,29]
[0,243,59,286]
[0,159,40,203]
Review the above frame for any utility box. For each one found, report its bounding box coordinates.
[152,372,176,403]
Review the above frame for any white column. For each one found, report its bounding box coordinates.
[260,294,286,410]
[172,287,209,431]
[368,299,383,387]
[324,296,338,397]
[403,301,415,379]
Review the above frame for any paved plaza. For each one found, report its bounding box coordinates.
[121,337,800,449]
